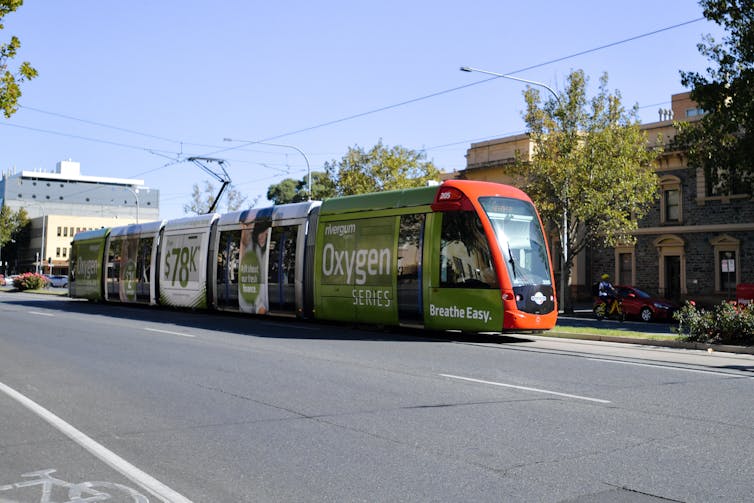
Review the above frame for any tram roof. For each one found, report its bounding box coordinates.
[109,220,166,238]
[320,185,438,215]
[71,227,110,242]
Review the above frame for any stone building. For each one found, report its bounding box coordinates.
[0,160,159,275]
[458,92,753,306]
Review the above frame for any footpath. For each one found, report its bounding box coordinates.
[552,305,754,355]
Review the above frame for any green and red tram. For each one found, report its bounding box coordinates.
[69,180,557,332]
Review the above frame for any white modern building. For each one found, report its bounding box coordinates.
[0,160,159,274]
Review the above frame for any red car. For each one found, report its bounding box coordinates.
[616,285,678,322]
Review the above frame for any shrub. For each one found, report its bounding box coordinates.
[673,301,754,345]
[13,272,49,291]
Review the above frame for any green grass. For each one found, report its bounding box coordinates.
[1,287,69,296]
[549,324,679,341]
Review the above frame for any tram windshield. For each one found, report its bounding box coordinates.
[479,197,552,287]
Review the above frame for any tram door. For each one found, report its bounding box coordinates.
[397,214,424,323]
[424,211,503,331]
[268,225,298,313]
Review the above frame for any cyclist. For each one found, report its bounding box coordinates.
[598,273,619,315]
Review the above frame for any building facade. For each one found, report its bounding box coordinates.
[0,160,159,275]
[458,92,753,306]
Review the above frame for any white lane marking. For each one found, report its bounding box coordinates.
[28,311,54,317]
[143,327,195,338]
[587,357,754,378]
[440,374,611,404]
[0,381,193,503]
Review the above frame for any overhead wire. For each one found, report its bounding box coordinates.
[4,16,706,199]
[207,17,705,156]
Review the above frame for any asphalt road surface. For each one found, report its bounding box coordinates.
[1,292,752,502]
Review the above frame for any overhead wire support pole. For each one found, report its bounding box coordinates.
[460,65,570,313]
[187,156,231,214]
[223,138,311,201]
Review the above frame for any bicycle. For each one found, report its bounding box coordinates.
[0,469,149,503]
[593,296,625,321]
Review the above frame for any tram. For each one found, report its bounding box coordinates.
[69,180,557,332]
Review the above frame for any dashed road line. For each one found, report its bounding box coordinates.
[440,373,611,404]
[143,327,195,338]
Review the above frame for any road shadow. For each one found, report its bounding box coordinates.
[2,295,534,345]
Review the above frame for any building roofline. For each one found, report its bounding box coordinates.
[469,133,530,149]
[19,170,144,186]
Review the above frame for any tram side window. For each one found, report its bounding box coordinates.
[217,230,241,308]
[136,237,153,301]
[107,238,122,297]
[268,226,297,286]
[398,214,424,284]
[439,211,498,289]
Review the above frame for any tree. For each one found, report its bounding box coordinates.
[183,180,254,214]
[1,0,37,118]
[324,140,441,196]
[0,204,27,246]
[677,0,754,194]
[266,178,298,205]
[519,70,661,311]
[267,171,336,204]
[0,204,28,273]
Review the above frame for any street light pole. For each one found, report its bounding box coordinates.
[223,138,312,201]
[459,67,560,103]
[125,186,140,223]
[460,65,570,313]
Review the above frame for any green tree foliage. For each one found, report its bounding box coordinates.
[324,140,441,196]
[677,0,754,194]
[0,204,28,247]
[267,171,336,204]
[183,180,254,214]
[267,178,298,205]
[520,70,661,310]
[0,0,37,118]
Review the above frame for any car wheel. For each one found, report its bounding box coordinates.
[640,307,653,322]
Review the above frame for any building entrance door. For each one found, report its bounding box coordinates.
[664,255,681,301]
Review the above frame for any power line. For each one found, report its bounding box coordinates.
[210,17,705,155]
[6,17,705,184]
[19,105,182,144]
[0,122,180,157]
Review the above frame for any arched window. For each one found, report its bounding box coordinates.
[659,175,682,224]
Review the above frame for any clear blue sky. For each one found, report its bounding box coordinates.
[1,1,724,219]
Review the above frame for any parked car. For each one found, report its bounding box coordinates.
[616,285,678,322]
[45,274,69,288]
[2,275,19,287]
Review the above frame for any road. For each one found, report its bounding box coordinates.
[0,292,752,502]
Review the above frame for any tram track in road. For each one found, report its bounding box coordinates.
[3,292,754,501]
[8,292,754,383]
